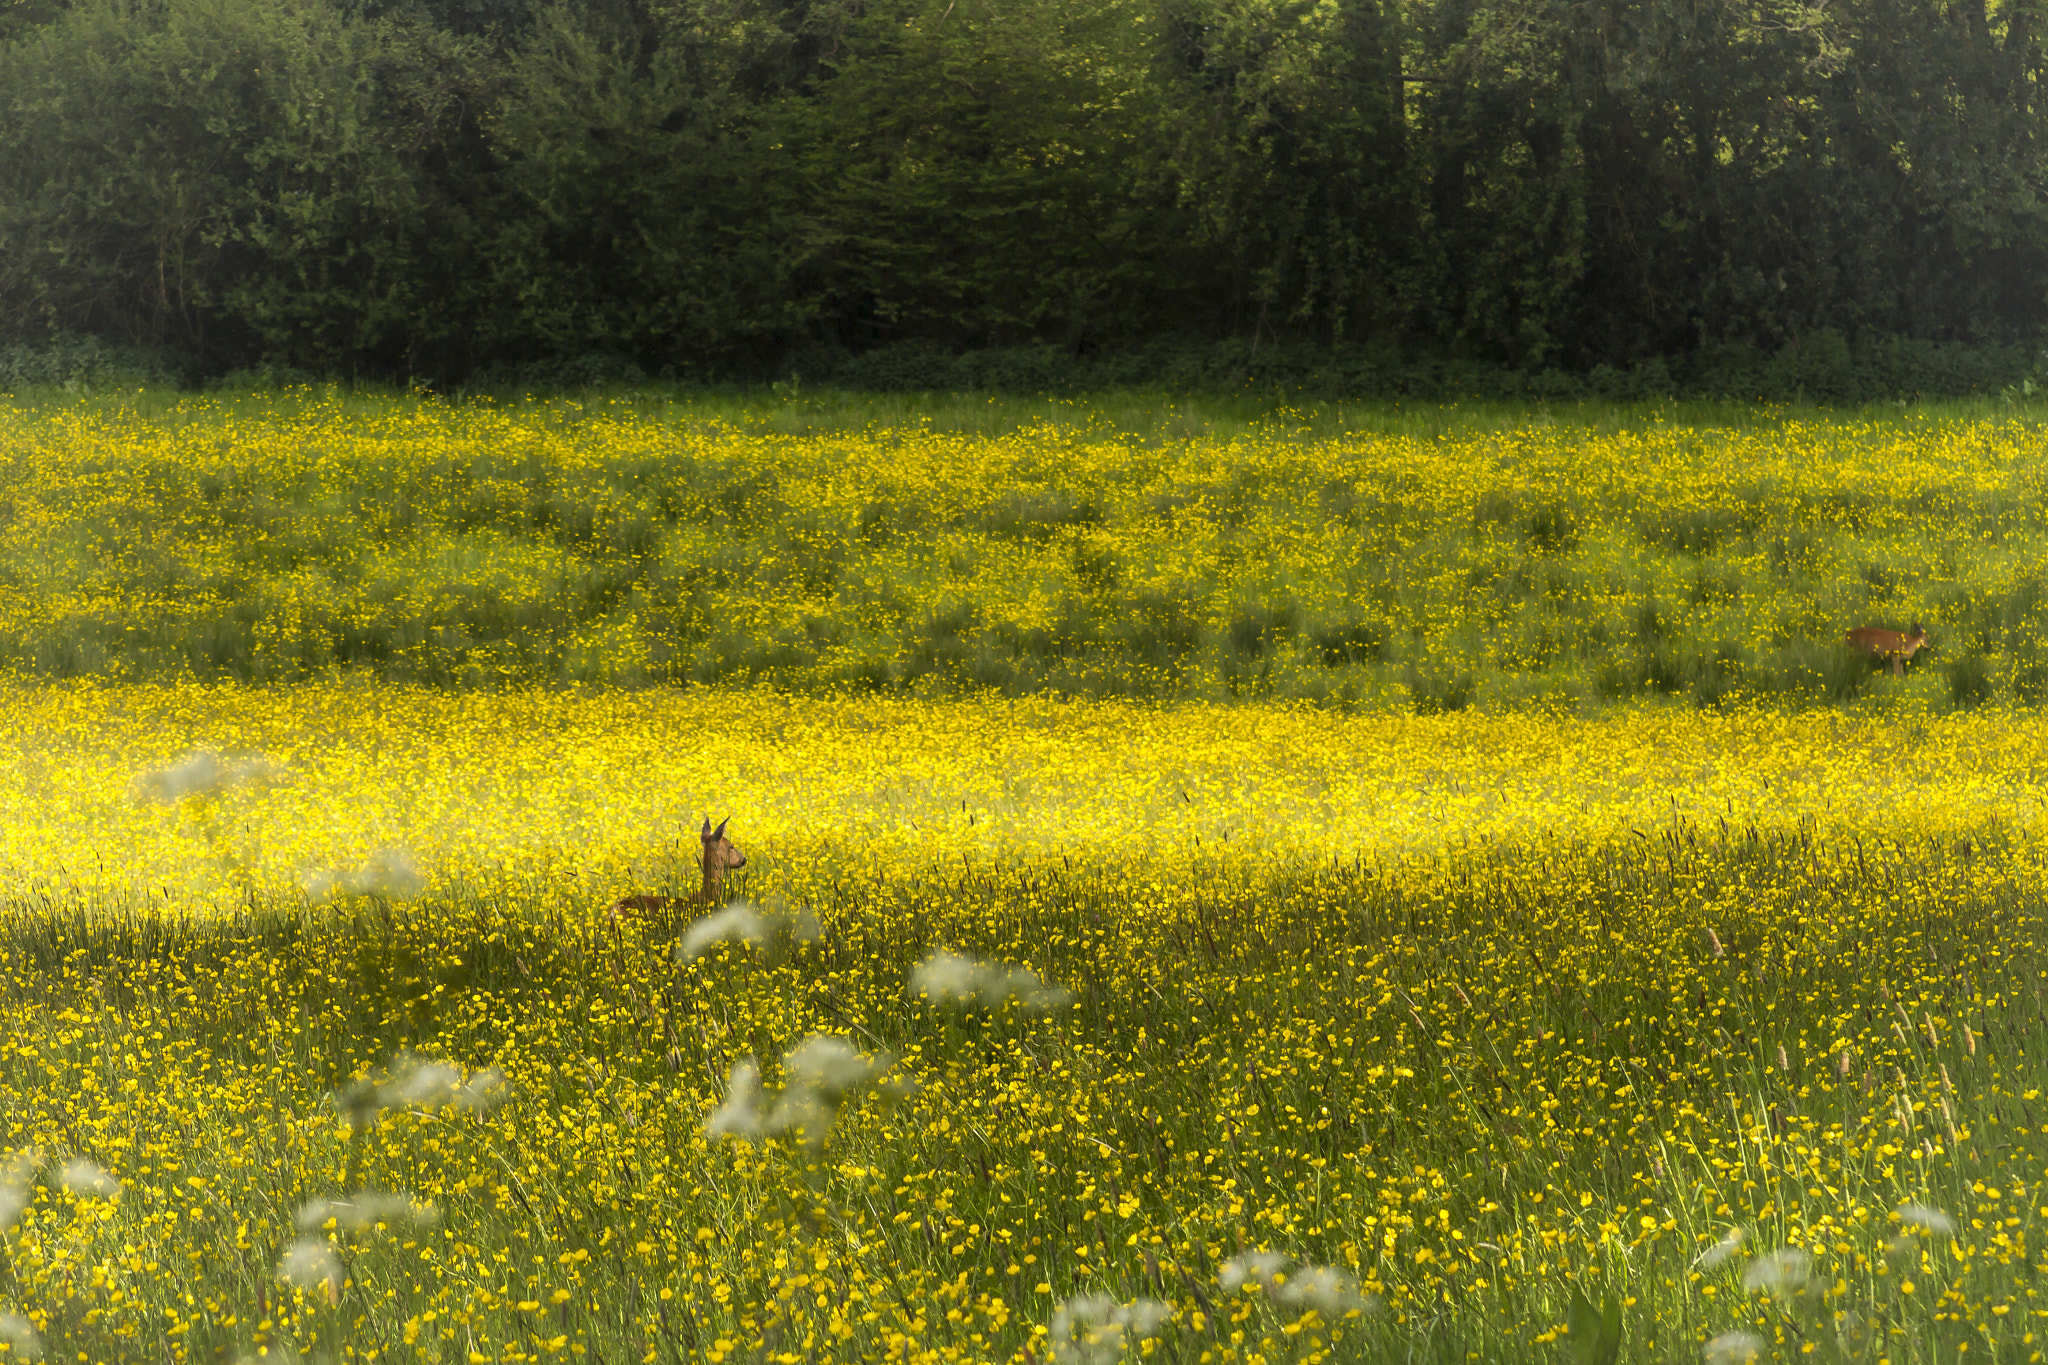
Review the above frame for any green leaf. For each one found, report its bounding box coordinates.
[1565,1286,1622,1365]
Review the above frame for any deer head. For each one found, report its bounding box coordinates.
[700,815,747,892]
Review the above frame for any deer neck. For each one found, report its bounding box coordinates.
[699,859,724,904]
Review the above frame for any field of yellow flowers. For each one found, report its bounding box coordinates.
[1,391,2047,1364]
[0,386,2045,707]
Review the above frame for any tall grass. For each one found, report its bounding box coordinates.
[2,814,2041,1363]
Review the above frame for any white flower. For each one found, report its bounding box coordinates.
[678,904,765,961]
[910,951,985,999]
[383,1059,465,1107]
[673,899,819,963]
[783,1035,888,1097]
[0,1149,39,1231]
[359,847,426,899]
[1275,1264,1367,1315]
[276,1237,343,1303]
[911,950,1073,1011]
[57,1159,118,1200]
[1220,1250,1290,1293]
[131,751,276,804]
[1693,1226,1746,1270]
[766,1087,838,1150]
[785,903,823,943]
[0,1312,41,1361]
[773,1036,894,1151]
[704,1038,900,1153]
[1120,1299,1173,1336]
[374,1056,505,1114]
[294,1191,437,1233]
[704,1060,765,1142]
[1048,1294,1172,1365]
[302,847,426,903]
[1742,1246,1815,1298]
[1897,1201,1956,1236]
[1703,1331,1767,1365]
[451,1066,508,1113]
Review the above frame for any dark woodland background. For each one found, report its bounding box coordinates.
[5,0,2048,397]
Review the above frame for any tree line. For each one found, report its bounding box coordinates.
[2,0,2045,388]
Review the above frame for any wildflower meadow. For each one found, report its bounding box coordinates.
[1,389,2046,1364]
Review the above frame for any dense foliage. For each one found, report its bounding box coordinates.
[4,0,2048,386]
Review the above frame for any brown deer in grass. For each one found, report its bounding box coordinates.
[607,816,747,924]
[1845,622,1929,677]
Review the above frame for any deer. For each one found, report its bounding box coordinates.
[1845,622,1929,677]
[607,816,747,925]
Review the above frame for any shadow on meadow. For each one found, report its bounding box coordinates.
[3,818,2045,1361]
[3,392,2047,714]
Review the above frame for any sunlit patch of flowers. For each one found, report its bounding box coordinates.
[0,689,2046,1361]
[0,682,2044,908]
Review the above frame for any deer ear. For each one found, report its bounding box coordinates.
[701,816,712,837]
[714,816,730,839]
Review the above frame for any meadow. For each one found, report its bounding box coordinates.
[2,389,2048,1365]
[2,386,2046,708]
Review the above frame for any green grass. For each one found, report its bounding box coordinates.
[2,384,2046,711]
[2,817,2041,1362]
[2,386,2044,1361]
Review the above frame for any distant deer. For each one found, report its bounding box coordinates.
[1845,622,1929,677]
[607,816,747,924]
